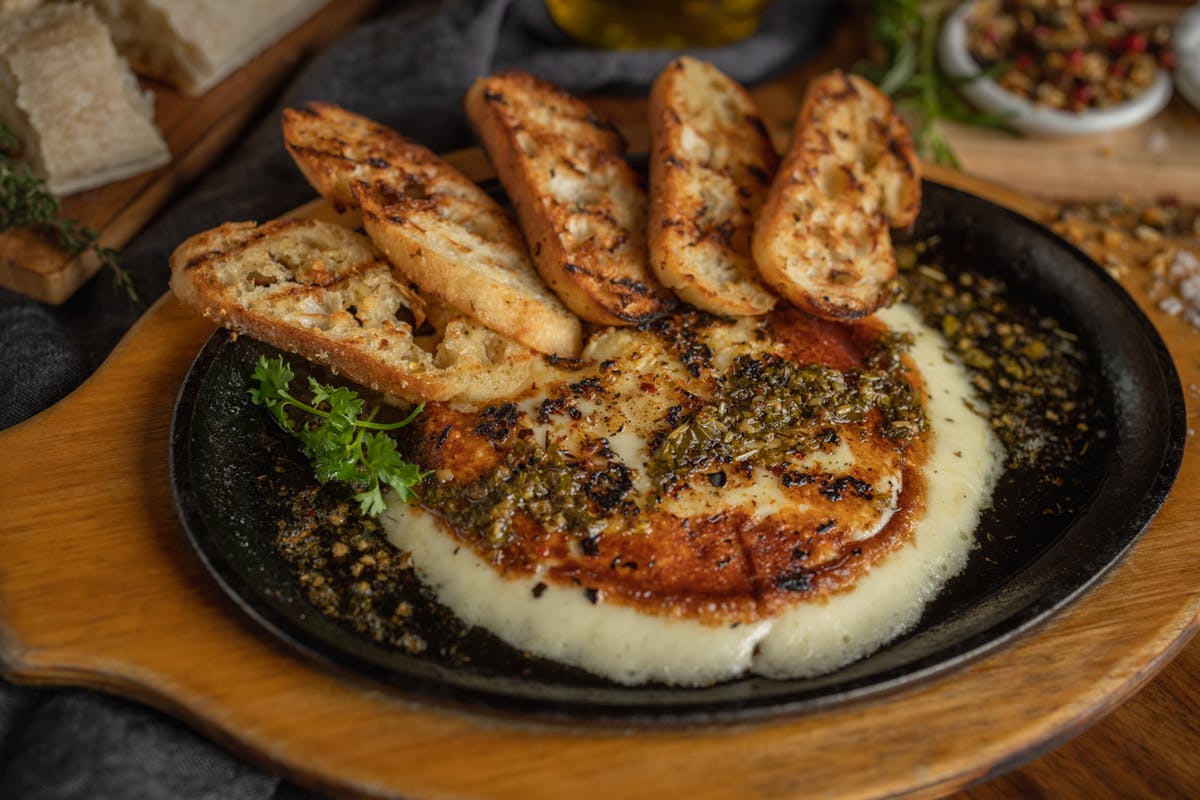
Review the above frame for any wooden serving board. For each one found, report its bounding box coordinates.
[0,163,1198,800]
[0,0,377,304]
[940,96,1200,204]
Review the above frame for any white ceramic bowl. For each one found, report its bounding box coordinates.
[1173,4,1200,112]
[938,1,1173,136]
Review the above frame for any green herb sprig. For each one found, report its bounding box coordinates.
[250,355,430,516]
[862,0,1014,167]
[0,124,139,302]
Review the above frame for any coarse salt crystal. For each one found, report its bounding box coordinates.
[1158,296,1184,316]
[1168,250,1200,281]
[1177,274,1200,306]
[1145,129,1170,156]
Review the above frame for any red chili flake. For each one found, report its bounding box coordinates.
[639,381,657,394]
[1125,31,1147,54]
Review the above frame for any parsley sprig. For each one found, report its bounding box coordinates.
[862,0,1014,167]
[250,355,430,516]
[0,125,140,302]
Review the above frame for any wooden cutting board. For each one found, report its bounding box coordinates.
[0,162,1197,800]
[0,0,377,304]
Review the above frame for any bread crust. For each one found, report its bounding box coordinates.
[465,71,672,326]
[752,71,920,320]
[283,102,582,358]
[647,57,777,316]
[169,218,536,406]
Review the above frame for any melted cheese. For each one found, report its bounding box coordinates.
[381,304,1004,685]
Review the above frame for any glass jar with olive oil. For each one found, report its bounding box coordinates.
[545,0,773,50]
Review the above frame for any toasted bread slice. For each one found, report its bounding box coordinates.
[647,57,777,316]
[752,71,920,320]
[169,218,536,405]
[465,71,671,326]
[282,102,582,358]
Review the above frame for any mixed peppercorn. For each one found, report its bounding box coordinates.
[966,0,1173,111]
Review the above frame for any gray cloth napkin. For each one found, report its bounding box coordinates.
[0,0,838,796]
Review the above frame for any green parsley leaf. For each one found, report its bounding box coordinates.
[249,356,297,430]
[249,355,430,515]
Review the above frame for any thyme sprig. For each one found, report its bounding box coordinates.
[0,125,140,302]
[862,0,1015,167]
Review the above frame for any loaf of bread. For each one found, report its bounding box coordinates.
[647,56,777,316]
[169,218,537,405]
[466,71,672,326]
[752,71,920,320]
[86,0,326,95]
[0,3,168,195]
[282,102,583,358]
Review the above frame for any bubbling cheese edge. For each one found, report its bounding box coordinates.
[381,303,1005,686]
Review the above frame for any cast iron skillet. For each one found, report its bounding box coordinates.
[169,182,1185,721]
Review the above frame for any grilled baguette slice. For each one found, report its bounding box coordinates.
[465,71,671,326]
[282,102,582,358]
[648,57,777,316]
[169,218,536,405]
[752,70,920,320]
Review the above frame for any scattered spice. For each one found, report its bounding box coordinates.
[271,484,428,651]
[897,238,1102,469]
[1049,195,1200,328]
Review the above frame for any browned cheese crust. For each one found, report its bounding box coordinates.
[647,56,778,316]
[283,102,583,358]
[410,310,930,623]
[752,70,921,320]
[168,218,537,405]
[465,71,673,326]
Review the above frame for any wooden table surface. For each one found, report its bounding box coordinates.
[1,7,1197,799]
